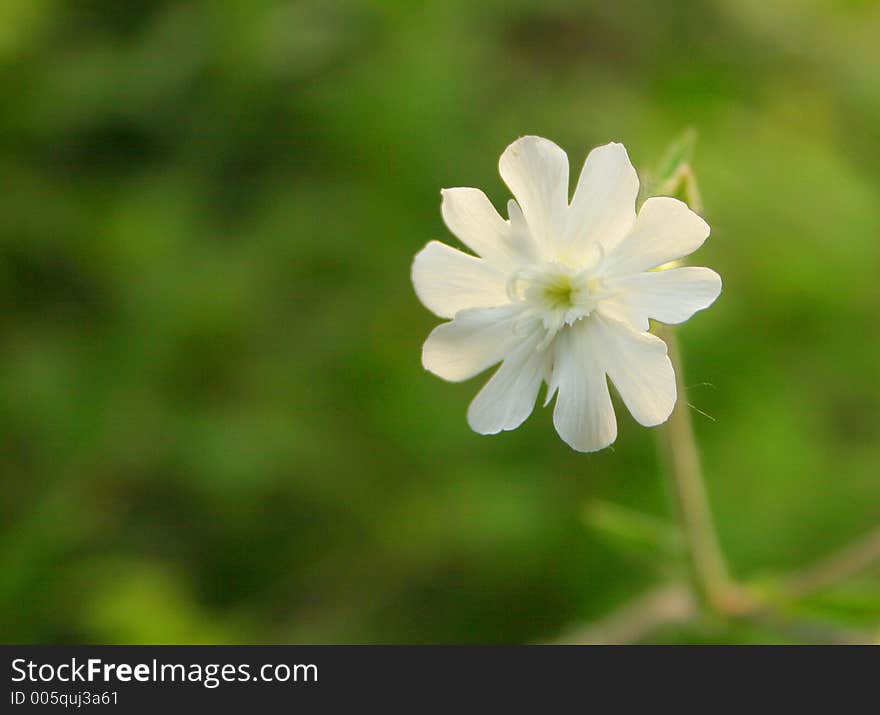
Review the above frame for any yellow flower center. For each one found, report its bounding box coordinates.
[541,274,577,310]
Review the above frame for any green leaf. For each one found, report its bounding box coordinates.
[582,499,683,562]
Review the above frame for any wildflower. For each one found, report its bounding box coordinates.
[412,136,721,451]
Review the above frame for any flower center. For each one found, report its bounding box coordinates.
[507,261,610,350]
[540,274,577,311]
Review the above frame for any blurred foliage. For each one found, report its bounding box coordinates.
[1,0,879,644]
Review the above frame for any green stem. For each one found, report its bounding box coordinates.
[654,326,739,613]
[649,156,741,612]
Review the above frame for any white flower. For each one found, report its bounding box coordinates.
[412,136,721,452]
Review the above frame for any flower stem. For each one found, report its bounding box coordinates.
[648,147,744,613]
[654,326,741,614]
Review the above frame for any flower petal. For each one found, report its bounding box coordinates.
[440,187,517,269]
[412,240,508,319]
[421,305,523,382]
[564,142,638,260]
[602,197,710,276]
[548,322,617,452]
[467,332,549,434]
[504,199,540,265]
[603,267,722,330]
[498,136,569,254]
[593,314,677,427]
[593,298,646,332]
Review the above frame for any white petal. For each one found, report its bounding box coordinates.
[548,322,617,452]
[594,298,648,332]
[467,332,549,434]
[421,305,522,382]
[412,240,508,319]
[498,136,569,254]
[593,314,677,427]
[440,187,518,269]
[603,267,722,329]
[603,197,710,276]
[504,199,540,265]
[564,142,639,260]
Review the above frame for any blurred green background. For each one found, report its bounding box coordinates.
[2,0,879,644]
